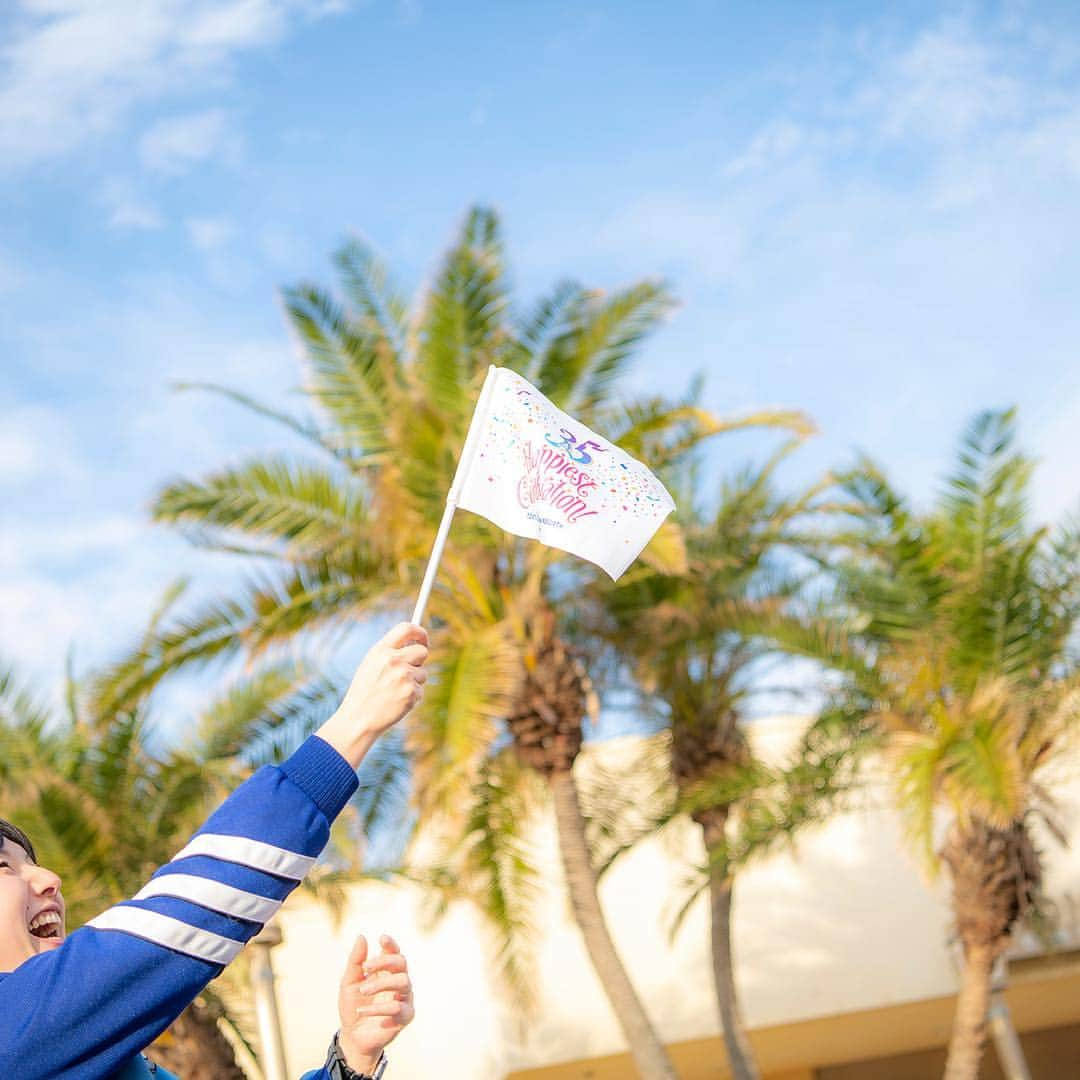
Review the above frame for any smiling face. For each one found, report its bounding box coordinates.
[0,835,66,972]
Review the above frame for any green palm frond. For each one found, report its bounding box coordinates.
[414,206,508,417]
[333,237,409,354]
[586,434,859,913]
[173,382,336,459]
[509,279,586,382]
[91,596,255,715]
[943,722,1023,829]
[819,413,1079,873]
[538,280,675,415]
[94,565,400,716]
[425,752,542,1014]
[409,617,520,814]
[153,457,371,558]
[940,408,1031,567]
[127,206,836,1031]
[187,662,340,764]
[892,691,1025,873]
[893,725,958,870]
[1021,680,1080,773]
[0,661,51,733]
[348,728,412,853]
[283,283,400,459]
[636,520,688,575]
[575,732,678,877]
[729,606,879,694]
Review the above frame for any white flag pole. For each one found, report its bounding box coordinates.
[411,365,499,625]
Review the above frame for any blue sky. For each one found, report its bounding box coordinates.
[2,0,1080,721]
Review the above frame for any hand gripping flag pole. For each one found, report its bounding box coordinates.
[411,365,499,625]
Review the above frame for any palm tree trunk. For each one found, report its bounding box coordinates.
[943,941,996,1080]
[145,1003,247,1080]
[549,766,679,1080]
[699,808,760,1080]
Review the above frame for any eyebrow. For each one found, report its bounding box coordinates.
[0,837,33,864]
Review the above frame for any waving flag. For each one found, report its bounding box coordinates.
[412,366,676,621]
[452,367,675,580]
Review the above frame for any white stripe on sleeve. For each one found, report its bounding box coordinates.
[134,874,282,924]
[171,833,316,880]
[87,907,243,965]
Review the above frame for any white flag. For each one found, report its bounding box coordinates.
[452,366,675,580]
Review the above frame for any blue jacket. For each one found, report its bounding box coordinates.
[115,1057,327,1079]
[0,735,358,1080]
[114,1055,327,1079]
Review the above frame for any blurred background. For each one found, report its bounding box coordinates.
[3,2,1080,1078]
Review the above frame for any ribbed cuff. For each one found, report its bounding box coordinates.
[280,736,359,821]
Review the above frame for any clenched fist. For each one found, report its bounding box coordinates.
[316,622,429,768]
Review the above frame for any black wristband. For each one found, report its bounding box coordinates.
[325,1033,387,1080]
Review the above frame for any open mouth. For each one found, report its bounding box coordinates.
[28,910,62,940]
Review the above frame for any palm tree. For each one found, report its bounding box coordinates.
[107,207,809,1077]
[0,605,346,1078]
[587,441,865,1080]
[759,409,1080,1080]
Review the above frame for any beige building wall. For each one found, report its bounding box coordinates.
[266,718,1080,1078]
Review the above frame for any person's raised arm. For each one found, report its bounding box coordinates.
[0,622,428,1080]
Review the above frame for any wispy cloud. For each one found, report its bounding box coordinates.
[185,213,237,251]
[0,0,348,173]
[0,403,86,488]
[140,107,236,174]
[855,17,1023,143]
[591,9,1080,508]
[100,178,164,230]
[0,275,305,687]
[717,14,1079,187]
[723,120,806,178]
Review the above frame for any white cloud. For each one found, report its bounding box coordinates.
[0,530,196,700]
[139,107,235,174]
[100,178,164,229]
[0,514,142,573]
[0,281,309,697]
[586,8,1080,514]
[857,19,1023,143]
[108,200,165,230]
[184,213,256,290]
[185,213,237,251]
[721,14,1075,191]
[0,427,39,481]
[258,225,309,269]
[1018,105,1080,181]
[0,404,85,487]
[0,511,165,697]
[723,119,806,178]
[0,0,348,172]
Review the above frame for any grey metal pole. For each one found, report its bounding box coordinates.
[250,922,290,1080]
[988,990,1032,1080]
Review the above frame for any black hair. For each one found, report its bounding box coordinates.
[0,819,36,864]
